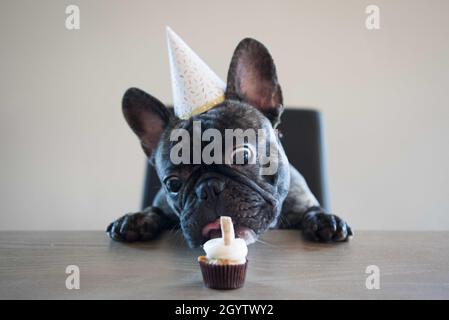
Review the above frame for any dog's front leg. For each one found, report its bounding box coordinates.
[106,207,168,242]
[299,207,353,242]
[279,165,353,242]
[107,188,178,242]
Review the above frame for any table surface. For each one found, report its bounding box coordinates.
[0,230,448,299]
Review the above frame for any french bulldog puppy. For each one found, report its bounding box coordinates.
[107,38,352,247]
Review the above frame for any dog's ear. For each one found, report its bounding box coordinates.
[225,38,284,127]
[122,87,171,158]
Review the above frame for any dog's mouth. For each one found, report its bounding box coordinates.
[201,218,258,245]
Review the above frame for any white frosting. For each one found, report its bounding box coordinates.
[203,238,248,264]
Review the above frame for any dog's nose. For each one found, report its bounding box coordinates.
[196,178,225,200]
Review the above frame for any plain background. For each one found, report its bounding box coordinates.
[0,0,448,231]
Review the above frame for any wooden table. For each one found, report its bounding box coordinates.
[0,230,448,299]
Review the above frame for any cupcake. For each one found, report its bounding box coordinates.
[198,216,248,289]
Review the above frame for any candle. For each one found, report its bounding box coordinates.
[220,216,235,245]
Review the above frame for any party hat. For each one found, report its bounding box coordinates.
[166,27,226,119]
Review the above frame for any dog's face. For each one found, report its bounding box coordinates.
[122,38,290,247]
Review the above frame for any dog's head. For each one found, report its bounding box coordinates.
[122,38,290,247]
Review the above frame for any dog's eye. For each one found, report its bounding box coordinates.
[165,177,182,193]
[231,145,254,165]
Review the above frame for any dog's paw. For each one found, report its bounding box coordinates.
[301,211,353,242]
[106,212,161,242]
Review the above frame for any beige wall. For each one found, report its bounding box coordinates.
[1,0,448,230]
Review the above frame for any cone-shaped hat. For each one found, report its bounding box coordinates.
[166,27,225,119]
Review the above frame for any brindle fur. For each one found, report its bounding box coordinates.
[107,38,352,247]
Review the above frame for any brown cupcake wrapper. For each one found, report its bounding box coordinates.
[198,259,248,290]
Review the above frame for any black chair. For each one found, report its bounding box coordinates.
[141,108,330,211]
